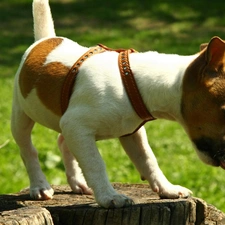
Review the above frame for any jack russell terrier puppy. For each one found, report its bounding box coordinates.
[11,0,225,208]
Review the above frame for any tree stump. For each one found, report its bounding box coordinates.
[0,183,224,225]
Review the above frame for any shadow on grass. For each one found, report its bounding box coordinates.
[0,0,225,77]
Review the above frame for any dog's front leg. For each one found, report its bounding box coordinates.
[119,126,192,198]
[60,122,133,208]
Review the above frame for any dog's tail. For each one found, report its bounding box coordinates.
[32,0,56,41]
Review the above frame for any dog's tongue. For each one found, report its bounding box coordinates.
[220,161,225,170]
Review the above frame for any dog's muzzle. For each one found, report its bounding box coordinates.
[194,137,225,169]
[214,150,225,169]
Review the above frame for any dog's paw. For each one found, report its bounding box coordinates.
[30,186,54,200]
[156,184,192,199]
[70,180,92,195]
[67,174,92,195]
[97,193,134,208]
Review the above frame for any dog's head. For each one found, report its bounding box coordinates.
[181,36,225,169]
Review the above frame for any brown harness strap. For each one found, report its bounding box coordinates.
[118,50,154,122]
[99,44,154,122]
[61,45,106,114]
[61,44,155,126]
[98,43,136,54]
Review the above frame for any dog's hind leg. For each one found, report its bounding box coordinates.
[119,126,192,199]
[11,97,53,200]
[57,134,92,195]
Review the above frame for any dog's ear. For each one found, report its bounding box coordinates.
[206,36,225,65]
[200,43,208,51]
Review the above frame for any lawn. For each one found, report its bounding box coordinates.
[1,0,225,212]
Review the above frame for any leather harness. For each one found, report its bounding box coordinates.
[61,44,155,134]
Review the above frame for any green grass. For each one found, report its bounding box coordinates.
[1,0,225,212]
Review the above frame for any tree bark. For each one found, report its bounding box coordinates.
[0,184,224,225]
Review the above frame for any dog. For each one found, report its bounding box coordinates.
[11,0,225,208]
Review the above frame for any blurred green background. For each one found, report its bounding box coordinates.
[1,0,225,212]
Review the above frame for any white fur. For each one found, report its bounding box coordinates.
[33,0,55,41]
[11,0,198,208]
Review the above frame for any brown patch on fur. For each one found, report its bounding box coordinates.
[19,38,70,116]
[181,37,225,143]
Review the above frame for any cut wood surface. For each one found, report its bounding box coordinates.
[0,184,224,225]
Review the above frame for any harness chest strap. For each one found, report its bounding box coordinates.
[61,44,155,124]
[118,49,154,122]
